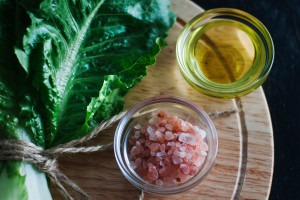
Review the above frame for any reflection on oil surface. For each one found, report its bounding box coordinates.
[192,22,255,84]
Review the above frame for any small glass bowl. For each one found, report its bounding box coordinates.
[114,96,218,195]
[176,8,275,99]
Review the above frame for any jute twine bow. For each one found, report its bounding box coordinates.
[0,108,239,200]
[0,111,126,200]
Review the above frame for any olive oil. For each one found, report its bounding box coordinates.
[184,20,266,84]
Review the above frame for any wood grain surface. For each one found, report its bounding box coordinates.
[50,0,274,199]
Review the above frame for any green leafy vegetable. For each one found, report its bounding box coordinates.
[18,0,175,147]
[0,1,52,199]
[0,0,175,199]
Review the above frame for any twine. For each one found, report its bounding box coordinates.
[0,111,126,200]
[0,108,239,200]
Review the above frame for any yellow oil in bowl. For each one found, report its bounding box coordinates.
[176,9,274,98]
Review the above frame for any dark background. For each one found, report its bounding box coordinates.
[192,0,300,199]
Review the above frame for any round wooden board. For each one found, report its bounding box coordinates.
[51,0,274,199]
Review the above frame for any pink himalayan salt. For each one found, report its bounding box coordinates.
[130,146,139,157]
[165,123,173,131]
[157,152,167,157]
[160,144,166,152]
[165,131,174,140]
[180,164,190,175]
[181,120,189,131]
[135,158,142,168]
[134,131,140,139]
[167,141,175,146]
[178,133,196,146]
[163,177,177,186]
[139,138,145,144]
[129,110,208,186]
[172,156,183,165]
[147,163,158,181]
[155,131,165,143]
[130,161,137,169]
[157,127,166,133]
[155,179,163,186]
[178,151,186,158]
[134,124,141,130]
[149,143,160,152]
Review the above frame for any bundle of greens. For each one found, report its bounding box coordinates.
[0,0,175,199]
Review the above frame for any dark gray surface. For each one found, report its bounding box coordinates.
[191,0,300,199]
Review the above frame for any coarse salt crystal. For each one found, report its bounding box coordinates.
[190,166,198,176]
[165,124,173,130]
[179,146,186,152]
[201,142,208,151]
[135,158,142,168]
[134,124,141,129]
[157,152,167,157]
[167,141,175,146]
[165,131,174,140]
[163,177,177,186]
[130,161,137,169]
[180,164,190,175]
[156,156,163,161]
[158,111,168,118]
[178,133,196,146]
[147,163,158,181]
[173,150,179,156]
[178,151,186,158]
[155,131,165,143]
[194,156,205,167]
[130,146,139,156]
[149,132,157,141]
[147,126,155,135]
[186,153,192,159]
[192,126,201,135]
[155,179,163,186]
[200,150,207,156]
[145,140,150,146]
[150,143,160,152]
[160,144,166,152]
[172,156,183,165]
[139,138,145,144]
[159,119,167,126]
[164,158,171,166]
[134,131,140,139]
[159,161,164,167]
[200,129,206,138]
[136,141,140,146]
[181,121,189,131]
[171,145,177,152]
[186,122,193,129]
[157,127,166,133]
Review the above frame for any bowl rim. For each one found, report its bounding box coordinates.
[114,95,218,195]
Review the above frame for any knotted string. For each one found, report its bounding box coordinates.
[0,108,239,200]
[0,111,126,200]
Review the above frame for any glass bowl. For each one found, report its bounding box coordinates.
[176,8,275,99]
[114,96,218,195]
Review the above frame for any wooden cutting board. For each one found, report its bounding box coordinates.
[51,0,274,199]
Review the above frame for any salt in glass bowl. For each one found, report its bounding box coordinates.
[114,95,218,195]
